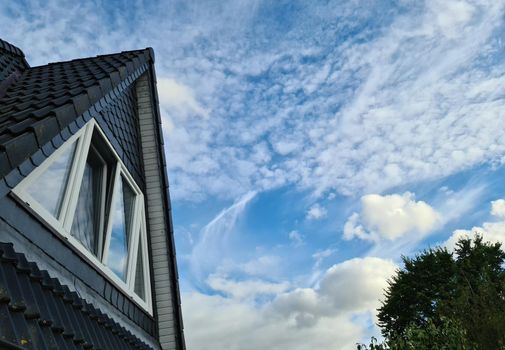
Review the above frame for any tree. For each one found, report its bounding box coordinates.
[366,235,505,349]
[377,246,456,338]
[445,237,505,348]
[357,317,478,350]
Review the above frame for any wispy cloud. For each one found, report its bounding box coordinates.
[207,274,290,301]
[312,248,337,270]
[7,1,505,202]
[288,230,305,247]
[156,0,505,202]
[190,191,256,280]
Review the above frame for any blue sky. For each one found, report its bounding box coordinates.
[4,0,505,348]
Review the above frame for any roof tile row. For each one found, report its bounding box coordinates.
[0,49,152,179]
[0,242,155,350]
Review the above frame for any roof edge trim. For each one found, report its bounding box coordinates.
[145,60,186,350]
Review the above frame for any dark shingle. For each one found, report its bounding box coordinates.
[0,242,156,350]
[0,46,152,180]
[0,38,29,83]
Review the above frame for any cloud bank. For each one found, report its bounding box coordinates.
[183,257,397,350]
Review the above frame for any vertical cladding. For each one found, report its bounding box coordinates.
[136,73,184,350]
[99,85,145,187]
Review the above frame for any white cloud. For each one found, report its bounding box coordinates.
[344,213,369,241]
[274,257,397,324]
[317,257,397,313]
[157,77,209,120]
[272,140,300,156]
[6,1,505,203]
[344,192,441,241]
[173,0,505,202]
[445,222,505,251]
[288,230,305,247]
[428,0,476,38]
[306,203,328,220]
[240,255,282,277]
[445,199,505,250]
[183,256,396,350]
[182,292,363,350]
[491,199,505,217]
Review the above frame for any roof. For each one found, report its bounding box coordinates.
[0,38,186,350]
[0,38,28,61]
[0,47,153,181]
[0,38,29,82]
[0,241,155,350]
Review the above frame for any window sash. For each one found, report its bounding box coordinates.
[127,202,151,303]
[12,119,152,314]
[102,168,140,282]
[70,146,108,256]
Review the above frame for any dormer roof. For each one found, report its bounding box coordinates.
[0,46,153,182]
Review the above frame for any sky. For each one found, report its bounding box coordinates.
[4,0,505,348]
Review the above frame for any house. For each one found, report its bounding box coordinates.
[0,38,186,350]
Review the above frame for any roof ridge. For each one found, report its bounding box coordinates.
[0,49,152,180]
[0,38,27,59]
[29,47,154,68]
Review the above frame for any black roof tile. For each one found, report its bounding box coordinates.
[0,46,152,180]
[0,151,10,176]
[30,116,60,146]
[3,132,38,167]
[0,39,29,89]
[0,242,156,350]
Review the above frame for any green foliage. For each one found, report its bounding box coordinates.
[377,247,456,338]
[358,318,478,350]
[360,235,505,350]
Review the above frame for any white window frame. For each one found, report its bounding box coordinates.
[12,119,152,314]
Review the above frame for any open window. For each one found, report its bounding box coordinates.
[12,119,152,313]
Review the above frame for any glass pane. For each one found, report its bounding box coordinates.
[106,177,135,281]
[134,238,146,300]
[26,142,76,218]
[70,155,104,255]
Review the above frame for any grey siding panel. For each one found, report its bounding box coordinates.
[150,228,166,237]
[156,299,174,309]
[153,262,169,271]
[153,260,169,269]
[156,297,173,305]
[136,73,182,350]
[160,339,176,350]
[154,273,171,283]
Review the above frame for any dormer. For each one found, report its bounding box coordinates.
[0,38,185,350]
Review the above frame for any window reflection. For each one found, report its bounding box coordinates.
[134,238,146,300]
[71,149,105,255]
[106,177,135,281]
[26,142,76,218]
